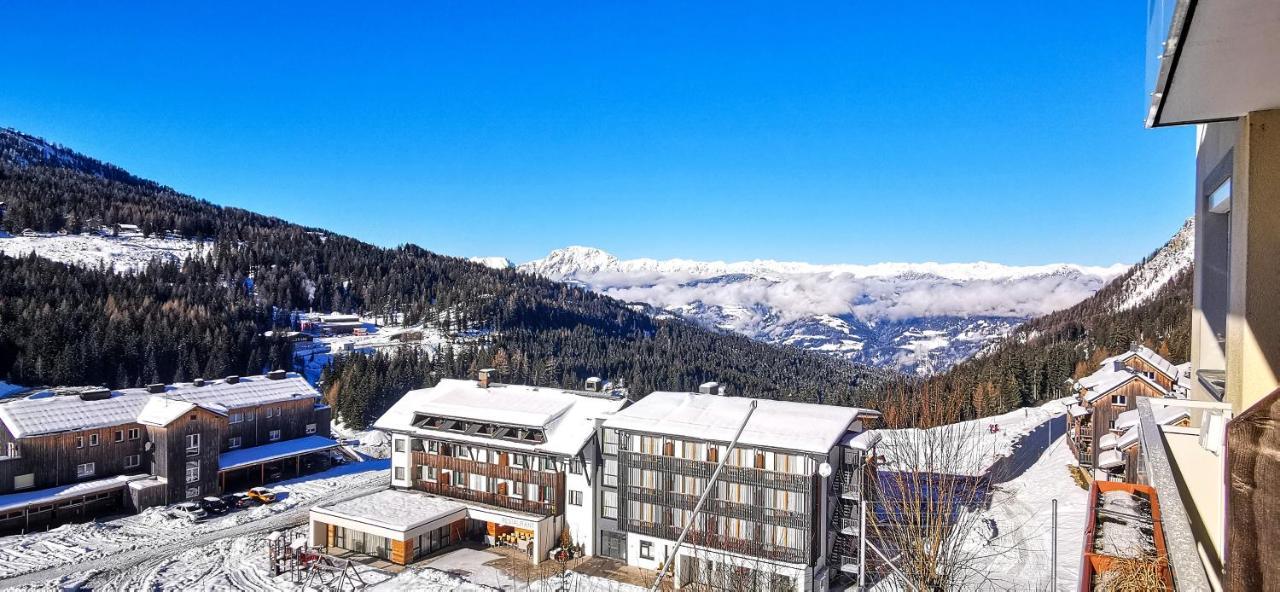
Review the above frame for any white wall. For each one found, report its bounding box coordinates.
[390,435,412,488]
[564,460,596,556]
[627,532,675,572]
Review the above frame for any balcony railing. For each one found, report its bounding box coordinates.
[621,519,809,565]
[411,451,560,488]
[618,451,810,492]
[413,480,559,517]
[621,485,810,529]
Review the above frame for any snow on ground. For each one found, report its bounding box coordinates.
[375,547,647,592]
[331,421,391,459]
[0,459,388,584]
[294,320,448,384]
[877,397,1074,476]
[0,232,211,273]
[872,398,1086,591]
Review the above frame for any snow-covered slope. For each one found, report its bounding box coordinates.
[514,248,1128,374]
[468,256,514,270]
[0,232,210,273]
[1111,217,1194,311]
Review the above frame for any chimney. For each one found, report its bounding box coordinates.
[699,381,723,396]
[1130,341,1141,352]
[225,375,240,385]
[585,377,603,392]
[478,368,496,389]
[1113,360,1128,373]
[79,387,111,401]
[193,378,205,387]
[267,369,287,380]
[146,383,166,394]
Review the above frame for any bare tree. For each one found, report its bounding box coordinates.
[866,386,1033,591]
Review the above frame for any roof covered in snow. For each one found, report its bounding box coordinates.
[0,373,320,438]
[1097,449,1125,469]
[0,473,149,513]
[1098,433,1119,451]
[136,397,199,426]
[604,391,879,454]
[374,379,628,456]
[1099,346,1180,379]
[219,435,340,471]
[1080,368,1167,403]
[1068,404,1091,418]
[313,488,466,532]
[1117,427,1141,450]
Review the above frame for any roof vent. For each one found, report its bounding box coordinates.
[1113,360,1128,373]
[699,381,723,396]
[193,378,205,387]
[585,377,603,392]
[146,383,166,394]
[478,368,496,389]
[267,369,287,380]
[79,388,111,401]
[225,375,240,385]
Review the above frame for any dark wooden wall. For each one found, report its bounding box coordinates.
[1088,378,1165,470]
[1226,387,1280,592]
[1123,356,1176,391]
[0,422,148,495]
[150,406,225,503]
[224,397,329,450]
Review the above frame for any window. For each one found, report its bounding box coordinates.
[394,438,406,453]
[185,487,200,499]
[603,458,618,487]
[114,430,124,443]
[75,436,84,449]
[229,412,243,424]
[266,407,278,419]
[1109,420,1117,430]
[14,474,34,490]
[1114,395,1128,406]
[452,471,466,487]
[89,433,99,447]
[306,423,317,435]
[602,429,619,454]
[124,454,141,469]
[394,467,405,481]
[639,541,653,560]
[543,485,554,503]
[227,436,242,449]
[568,490,583,506]
[601,489,616,517]
[128,428,140,440]
[269,429,282,442]
[1208,177,1232,214]
[186,433,201,456]
[421,466,438,482]
[185,461,200,483]
[427,441,440,454]
[5,442,18,459]
[76,462,95,478]
[568,458,583,474]
[245,411,255,421]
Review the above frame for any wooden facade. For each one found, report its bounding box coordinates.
[0,422,148,495]
[1225,386,1280,592]
[409,448,565,517]
[1082,378,1165,472]
[1120,355,1177,392]
[146,405,225,503]
[225,397,328,451]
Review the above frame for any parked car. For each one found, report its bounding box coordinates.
[200,496,228,515]
[247,487,277,504]
[221,492,251,509]
[170,501,208,521]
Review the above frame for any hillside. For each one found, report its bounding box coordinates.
[514,246,1127,374]
[0,128,890,426]
[875,220,1193,426]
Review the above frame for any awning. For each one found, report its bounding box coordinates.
[219,435,340,472]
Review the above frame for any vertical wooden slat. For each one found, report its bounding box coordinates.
[1225,387,1280,592]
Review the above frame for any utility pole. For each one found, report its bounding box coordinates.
[648,400,758,592]
[1051,498,1058,590]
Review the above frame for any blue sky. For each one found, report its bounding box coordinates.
[0,2,1192,266]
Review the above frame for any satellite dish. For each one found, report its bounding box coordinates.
[818,462,833,478]
[144,442,153,452]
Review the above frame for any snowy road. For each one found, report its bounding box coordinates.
[0,462,389,590]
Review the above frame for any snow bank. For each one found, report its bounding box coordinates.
[0,233,210,273]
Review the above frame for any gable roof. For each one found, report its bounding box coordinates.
[1080,368,1168,404]
[1099,345,1180,380]
[0,373,319,438]
[604,391,879,454]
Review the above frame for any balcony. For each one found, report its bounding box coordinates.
[618,451,810,493]
[621,519,809,565]
[621,485,810,529]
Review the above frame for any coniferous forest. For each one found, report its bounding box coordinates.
[0,128,1193,429]
[0,128,889,427]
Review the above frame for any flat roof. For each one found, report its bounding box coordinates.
[0,474,149,514]
[313,489,466,533]
[604,391,877,454]
[374,379,628,456]
[219,435,340,471]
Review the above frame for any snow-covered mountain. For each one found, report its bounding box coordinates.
[1109,217,1194,311]
[515,248,1133,374]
